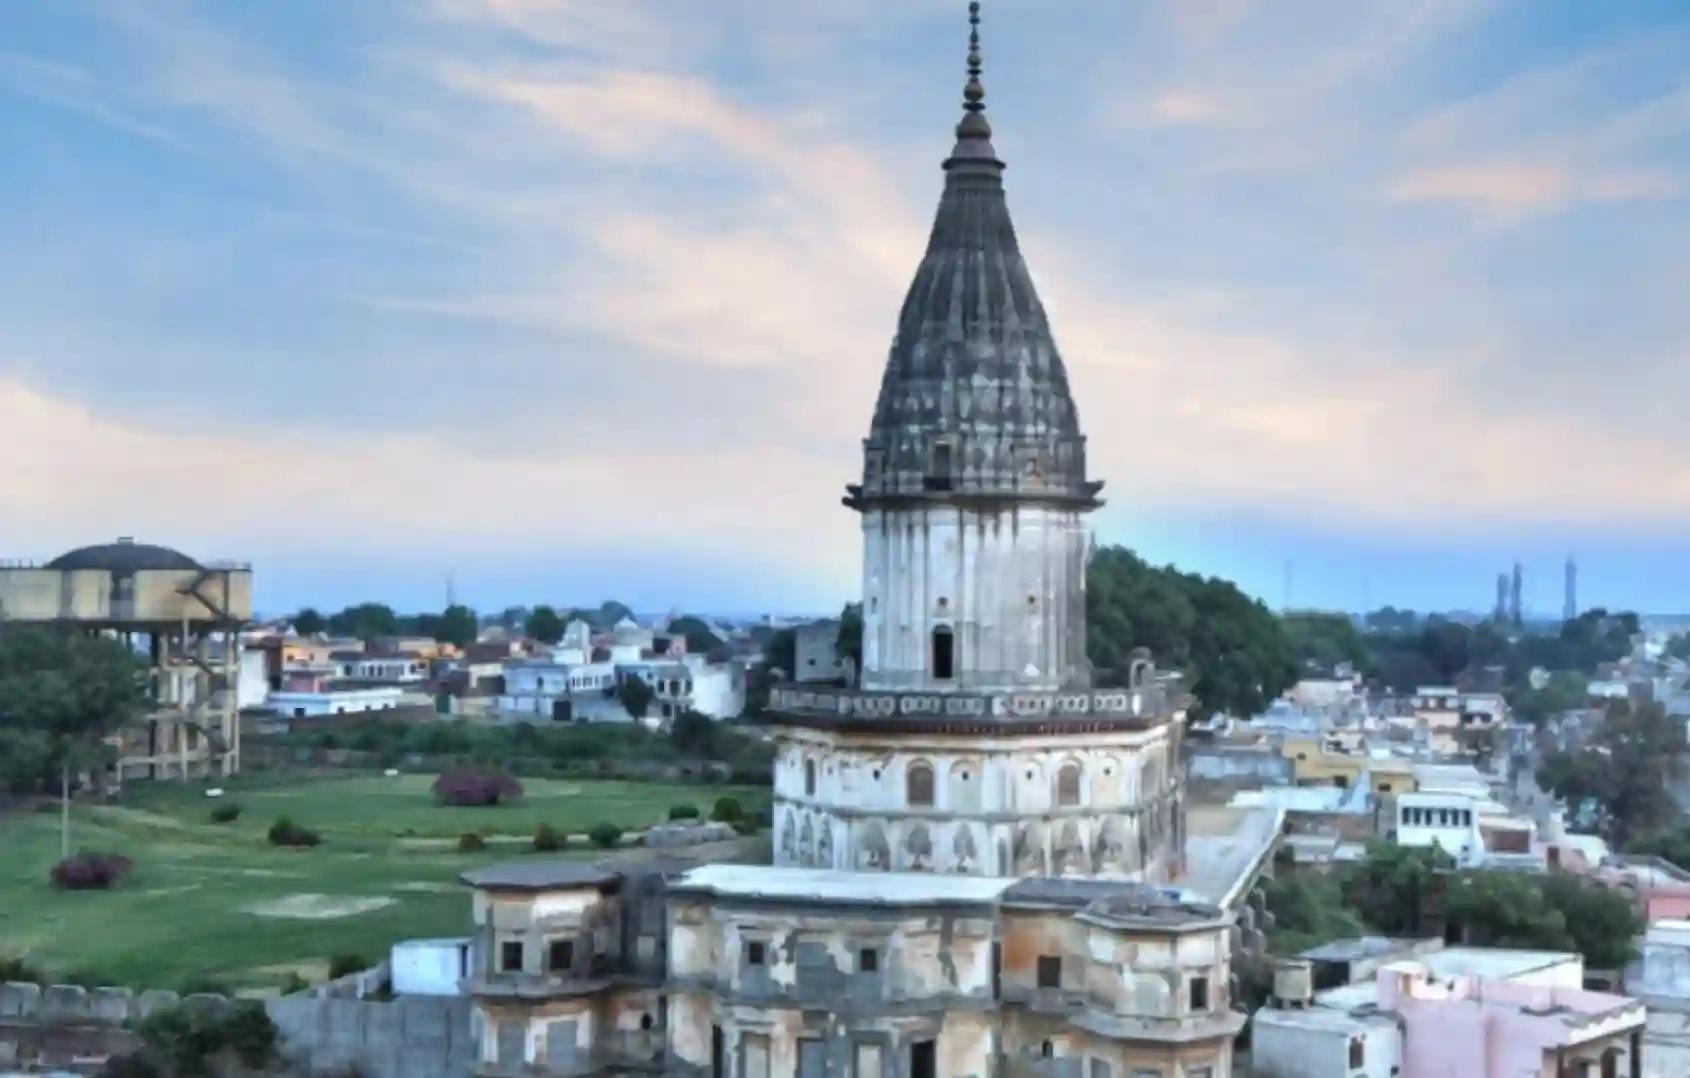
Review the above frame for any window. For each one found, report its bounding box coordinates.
[1041,1040,1054,1059]
[500,940,523,973]
[931,626,954,680]
[745,941,766,967]
[907,762,935,807]
[1188,975,1209,1011]
[1057,762,1082,807]
[805,759,817,797]
[928,443,953,491]
[1349,1037,1365,1068]
[859,948,878,973]
[1090,1061,1112,1078]
[1037,955,1062,989]
[549,939,574,973]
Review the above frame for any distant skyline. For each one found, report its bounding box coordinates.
[4,2,1690,616]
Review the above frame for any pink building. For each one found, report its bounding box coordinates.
[1378,961,1645,1077]
[1256,947,1652,1078]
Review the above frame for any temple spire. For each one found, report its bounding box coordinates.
[952,2,995,151]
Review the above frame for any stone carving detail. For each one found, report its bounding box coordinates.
[798,816,814,865]
[779,809,797,863]
[855,822,890,871]
[952,825,980,873]
[1013,822,1046,876]
[1053,820,1084,876]
[904,823,933,870]
[1092,816,1126,873]
[817,819,834,868]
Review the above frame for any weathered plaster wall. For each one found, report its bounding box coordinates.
[860,505,1089,693]
[772,727,1182,880]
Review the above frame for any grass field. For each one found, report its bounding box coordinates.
[0,773,765,991]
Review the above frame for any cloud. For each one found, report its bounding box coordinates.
[1386,163,1570,213]
[1386,162,1681,217]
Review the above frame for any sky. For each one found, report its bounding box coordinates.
[2,0,1689,618]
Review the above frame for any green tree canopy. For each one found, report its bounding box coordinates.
[0,626,145,792]
[619,674,654,720]
[1281,613,1373,676]
[670,709,716,757]
[836,603,862,672]
[1086,546,1296,719]
[327,603,399,641]
[291,608,325,635]
[433,604,478,649]
[525,605,565,645]
[1539,700,1686,846]
[667,616,723,655]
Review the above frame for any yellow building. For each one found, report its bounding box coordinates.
[1280,735,1416,795]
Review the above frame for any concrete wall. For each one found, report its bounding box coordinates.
[1,979,469,1078]
[269,992,473,1077]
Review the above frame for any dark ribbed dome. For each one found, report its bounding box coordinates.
[46,539,200,574]
[852,11,1096,510]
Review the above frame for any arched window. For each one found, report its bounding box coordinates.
[907,762,935,807]
[1056,761,1083,807]
[804,758,817,797]
[931,626,954,680]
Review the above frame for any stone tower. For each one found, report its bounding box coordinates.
[767,4,1186,882]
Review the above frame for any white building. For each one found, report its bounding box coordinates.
[331,651,426,683]
[390,937,470,997]
[498,660,617,720]
[269,685,404,717]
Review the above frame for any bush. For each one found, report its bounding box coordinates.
[96,1055,161,1078]
[0,955,43,983]
[208,803,241,824]
[431,768,523,807]
[711,796,743,823]
[668,804,701,821]
[532,823,564,852]
[278,972,309,996]
[589,823,622,849]
[267,817,321,847]
[457,832,486,853]
[328,954,368,980]
[50,851,134,890]
[135,998,278,1078]
[731,818,760,836]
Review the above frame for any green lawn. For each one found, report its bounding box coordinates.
[0,774,765,991]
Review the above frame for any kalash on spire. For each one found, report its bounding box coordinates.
[769,1,1187,885]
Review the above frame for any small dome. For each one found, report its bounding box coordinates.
[46,538,200,574]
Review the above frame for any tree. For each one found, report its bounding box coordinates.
[1086,546,1296,719]
[836,603,862,674]
[525,605,565,645]
[1539,700,1686,846]
[0,626,145,854]
[667,615,723,654]
[327,602,399,641]
[132,999,278,1078]
[1281,613,1372,676]
[291,608,326,635]
[1508,670,1588,726]
[619,674,654,720]
[1262,871,1366,956]
[743,628,796,717]
[671,709,716,757]
[1540,871,1641,970]
[434,604,478,649]
[1346,842,1451,935]
[598,600,634,626]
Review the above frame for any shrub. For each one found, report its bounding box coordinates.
[457,832,487,853]
[208,803,242,824]
[328,954,368,980]
[668,804,700,821]
[431,768,523,807]
[710,796,743,824]
[135,998,277,1078]
[267,817,321,848]
[50,851,134,890]
[731,818,760,836]
[532,823,564,852]
[589,823,622,849]
[0,955,43,983]
[278,972,310,996]
[96,1054,161,1078]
